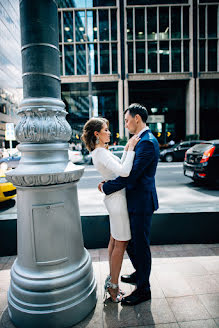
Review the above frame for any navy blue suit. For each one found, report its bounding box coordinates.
[103,129,159,291]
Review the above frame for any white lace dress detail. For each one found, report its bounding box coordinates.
[91,148,135,241]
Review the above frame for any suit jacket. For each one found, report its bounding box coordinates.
[103,129,159,216]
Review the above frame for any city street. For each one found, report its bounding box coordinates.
[78,162,219,215]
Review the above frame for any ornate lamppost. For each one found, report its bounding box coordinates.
[6,1,97,327]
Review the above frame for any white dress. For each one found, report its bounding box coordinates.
[91,147,135,241]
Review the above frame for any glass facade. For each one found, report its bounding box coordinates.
[126,4,190,74]
[199,3,219,72]
[0,0,22,147]
[58,4,118,76]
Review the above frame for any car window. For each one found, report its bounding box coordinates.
[179,142,190,149]
[116,147,124,151]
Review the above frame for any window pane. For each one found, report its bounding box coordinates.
[76,44,86,75]
[58,12,62,42]
[183,40,189,72]
[147,8,157,40]
[64,44,74,75]
[148,41,157,72]
[172,41,181,72]
[127,9,133,40]
[135,8,145,40]
[89,43,98,75]
[63,11,73,42]
[208,6,217,38]
[75,11,85,42]
[159,7,169,40]
[87,11,97,42]
[160,41,169,72]
[59,45,63,75]
[112,43,117,73]
[136,42,145,73]
[111,9,117,40]
[183,6,189,38]
[127,42,133,73]
[208,40,217,71]
[199,40,205,71]
[99,10,109,41]
[199,6,205,38]
[171,7,181,39]
[100,43,109,73]
[59,0,116,8]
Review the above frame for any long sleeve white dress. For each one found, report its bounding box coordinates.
[91,147,135,241]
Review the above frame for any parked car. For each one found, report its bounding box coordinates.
[0,152,21,170]
[68,150,83,164]
[85,145,125,165]
[108,145,125,159]
[184,140,219,185]
[0,174,16,202]
[160,140,206,162]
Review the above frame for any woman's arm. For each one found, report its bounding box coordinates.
[101,149,135,177]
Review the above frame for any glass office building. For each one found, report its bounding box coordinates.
[58,0,219,143]
[0,0,22,147]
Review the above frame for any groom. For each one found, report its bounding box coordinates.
[99,103,159,306]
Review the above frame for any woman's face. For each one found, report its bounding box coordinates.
[96,123,111,144]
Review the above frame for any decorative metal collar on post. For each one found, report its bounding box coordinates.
[6,1,97,327]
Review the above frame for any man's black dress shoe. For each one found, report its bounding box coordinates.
[121,289,151,306]
[121,273,137,284]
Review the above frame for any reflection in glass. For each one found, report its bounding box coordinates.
[59,45,63,75]
[171,7,181,39]
[159,7,169,40]
[58,0,116,8]
[208,40,217,71]
[76,44,86,75]
[89,43,98,74]
[99,10,109,41]
[63,11,73,42]
[58,12,62,42]
[147,8,157,40]
[135,9,145,40]
[75,11,85,42]
[87,11,97,42]
[148,42,157,72]
[208,6,217,38]
[64,45,74,75]
[111,9,117,41]
[199,6,205,38]
[112,43,117,73]
[199,40,205,72]
[136,42,145,73]
[127,42,133,73]
[100,43,109,74]
[160,41,169,72]
[183,7,189,38]
[172,41,181,72]
[127,9,133,40]
[183,40,189,72]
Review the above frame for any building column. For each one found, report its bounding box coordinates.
[186,78,196,136]
[124,79,129,138]
[118,79,124,138]
[196,78,200,136]
[6,1,96,327]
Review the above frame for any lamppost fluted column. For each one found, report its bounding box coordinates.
[6,1,97,327]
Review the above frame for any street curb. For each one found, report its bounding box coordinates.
[1,212,218,255]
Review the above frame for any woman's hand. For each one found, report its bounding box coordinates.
[128,135,141,151]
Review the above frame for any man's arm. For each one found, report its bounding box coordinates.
[103,140,155,195]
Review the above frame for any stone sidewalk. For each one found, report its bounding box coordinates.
[0,244,219,328]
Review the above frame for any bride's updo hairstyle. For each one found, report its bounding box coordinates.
[82,117,109,152]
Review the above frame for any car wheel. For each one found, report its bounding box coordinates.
[165,154,173,162]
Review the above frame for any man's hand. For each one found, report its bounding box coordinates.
[98,181,105,192]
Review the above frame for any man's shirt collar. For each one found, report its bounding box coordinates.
[137,126,149,137]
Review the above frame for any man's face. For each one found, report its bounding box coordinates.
[124,111,138,134]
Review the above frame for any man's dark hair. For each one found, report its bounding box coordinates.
[124,103,148,123]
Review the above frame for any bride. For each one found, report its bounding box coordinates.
[82,117,139,302]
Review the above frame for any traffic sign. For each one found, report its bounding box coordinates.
[5,123,16,141]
